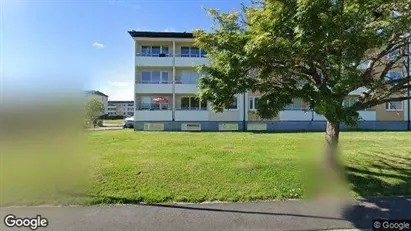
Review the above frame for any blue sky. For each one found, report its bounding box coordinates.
[2,0,243,100]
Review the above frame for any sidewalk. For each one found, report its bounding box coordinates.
[1,197,410,231]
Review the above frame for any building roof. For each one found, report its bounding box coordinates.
[109,101,134,104]
[85,90,108,97]
[128,31,194,39]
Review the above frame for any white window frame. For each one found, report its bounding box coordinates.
[141,71,170,84]
[180,96,207,110]
[249,96,260,111]
[140,96,169,111]
[385,71,402,80]
[141,45,170,56]
[385,101,403,111]
[180,46,207,58]
[224,96,239,111]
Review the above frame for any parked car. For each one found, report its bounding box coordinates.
[123,117,134,128]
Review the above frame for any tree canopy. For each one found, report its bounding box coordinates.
[194,0,411,126]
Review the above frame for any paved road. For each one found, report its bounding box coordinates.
[1,197,410,231]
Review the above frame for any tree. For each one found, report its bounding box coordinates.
[194,0,411,170]
[84,98,105,128]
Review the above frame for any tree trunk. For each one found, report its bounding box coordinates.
[324,121,340,171]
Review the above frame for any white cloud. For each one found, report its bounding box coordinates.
[164,28,176,32]
[108,81,131,87]
[92,42,105,49]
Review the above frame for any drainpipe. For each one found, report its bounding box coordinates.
[172,41,176,121]
[407,40,410,130]
[243,93,246,131]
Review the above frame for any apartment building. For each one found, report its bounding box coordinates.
[129,31,410,131]
[85,90,109,115]
[108,101,134,117]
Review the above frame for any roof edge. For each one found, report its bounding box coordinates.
[128,31,194,39]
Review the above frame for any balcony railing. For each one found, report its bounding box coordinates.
[136,103,170,111]
[135,53,207,58]
[135,80,198,84]
[136,53,172,57]
[175,53,207,58]
[176,107,207,111]
[136,81,173,84]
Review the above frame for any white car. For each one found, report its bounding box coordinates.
[123,117,134,128]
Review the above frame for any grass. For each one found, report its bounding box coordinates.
[103,119,124,125]
[1,131,410,205]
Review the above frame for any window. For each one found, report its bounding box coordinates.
[200,49,207,57]
[151,71,160,83]
[151,46,160,56]
[140,96,168,110]
[387,50,400,60]
[180,97,206,110]
[357,60,370,70]
[285,99,304,110]
[161,72,169,83]
[161,46,169,55]
[386,72,402,80]
[180,47,206,57]
[141,72,151,83]
[191,97,199,108]
[249,96,260,110]
[200,100,207,110]
[386,101,403,111]
[140,71,170,83]
[225,97,238,110]
[181,47,190,57]
[191,47,200,57]
[181,97,190,110]
[141,46,151,56]
[343,98,356,107]
[140,45,169,56]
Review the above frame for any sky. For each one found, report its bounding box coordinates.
[1,0,243,101]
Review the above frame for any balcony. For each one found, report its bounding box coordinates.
[135,102,172,121]
[279,110,376,121]
[175,110,209,121]
[135,53,172,67]
[175,82,199,93]
[279,110,313,121]
[175,54,209,67]
[135,81,173,93]
[134,110,172,121]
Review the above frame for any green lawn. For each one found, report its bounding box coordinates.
[103,119,124,125]
[1,131,410,205]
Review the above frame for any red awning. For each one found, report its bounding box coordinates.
[152,97,169,103]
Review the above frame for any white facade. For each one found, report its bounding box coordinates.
[131,31,245,122]
[129,31,410,129]
[108,101,134,117]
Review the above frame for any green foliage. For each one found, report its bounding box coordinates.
[195,0,411,125]
[84,98,105,127]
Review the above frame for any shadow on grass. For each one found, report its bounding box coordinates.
[343,155,411,229]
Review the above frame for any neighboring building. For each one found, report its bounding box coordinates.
[108,101,134,117]
[129,31,410,131]
[85,90,109,115]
